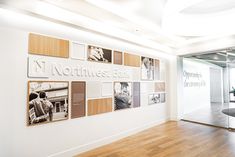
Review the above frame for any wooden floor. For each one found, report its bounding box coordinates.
[75,121,235,157]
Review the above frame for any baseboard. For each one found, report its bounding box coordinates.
[48,118,170,157]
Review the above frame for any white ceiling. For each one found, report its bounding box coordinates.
[1,0,235,54]
[181,0,235,14]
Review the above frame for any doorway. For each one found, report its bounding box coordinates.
[181,49,235,129]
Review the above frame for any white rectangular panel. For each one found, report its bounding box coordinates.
[27,57,49,78]
[70,42,86,60]
[140,82,155,93]
[87,81,101,98]
[101,82,113,96]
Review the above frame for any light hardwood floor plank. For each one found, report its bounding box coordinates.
[75,121,235,157]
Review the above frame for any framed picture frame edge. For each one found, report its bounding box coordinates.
[27,80,69,126]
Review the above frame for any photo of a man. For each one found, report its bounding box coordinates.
[114,82,132,110]
[39,91,53,122]
[87,45,112,63]
[148,93,161,105]
[28,81,69,126]
[29,92,50,124]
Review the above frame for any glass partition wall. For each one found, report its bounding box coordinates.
[182,49,235,129]
[227,52,235,129]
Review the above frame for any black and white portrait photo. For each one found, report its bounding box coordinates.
[28,81,69,126]
[114,82,132,110]
[141,56,154,80]
[148,93,160,105]
[87,45,112,63]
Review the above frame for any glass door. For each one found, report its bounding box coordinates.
[227,52,235,129]
[182,51,230,128]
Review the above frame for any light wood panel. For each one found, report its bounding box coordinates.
[88,98,112,116]
[154,59,160,80]
[28,33,69,58]
[113,51,123,65]
[124,52,140,67]
[71,81,86,119]
[155,82,165,92]
[76,121,235,157]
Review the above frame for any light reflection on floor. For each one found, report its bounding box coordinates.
[183,102,235,128]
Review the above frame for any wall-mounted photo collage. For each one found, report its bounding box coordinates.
[26,33,166,126]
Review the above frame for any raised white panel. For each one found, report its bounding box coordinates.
[132,67,140,81]
[70,42,86,60]
[140,82,155,93]
[101,82,113,97]
[27,57,49,78]
[160,60,166,81]
[140,93,148,106]
[87,81,101,98]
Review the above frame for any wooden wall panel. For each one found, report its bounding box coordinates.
[113,51,123,65]
[155,82,165,92]
[124,53,140,67]
[154,59,160,80]
[28,33,69,58]
[88,98,112,116]
[71,81,86,119]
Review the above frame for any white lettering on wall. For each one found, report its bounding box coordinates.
[28,56,130,79]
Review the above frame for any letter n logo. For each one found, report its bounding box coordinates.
[27,57,49,78]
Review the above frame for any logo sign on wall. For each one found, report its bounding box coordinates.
[183,70,206,87]
[28,57,50,78]
[28,56,131,80]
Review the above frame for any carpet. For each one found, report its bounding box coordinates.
[222,108,235,117]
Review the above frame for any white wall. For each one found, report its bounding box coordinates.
[183,59,211,114]
[210,68,223,103]
[0,12,175,157]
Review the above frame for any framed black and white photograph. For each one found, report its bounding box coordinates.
[141,56,154,80]
[27,81,69,126]
[160,93,166,103]
[148,93,160,105]
[114,82,133,110]
[87,45,112,63]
